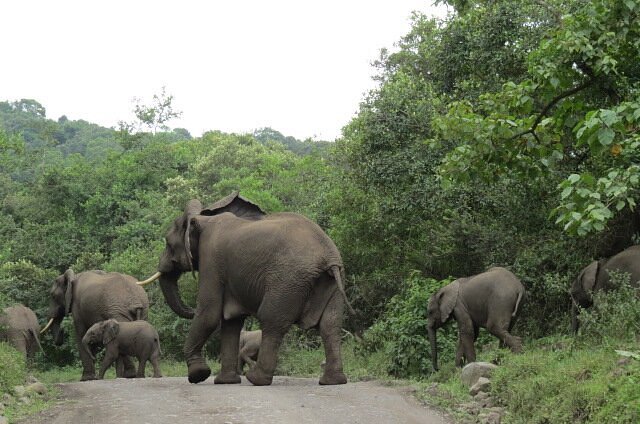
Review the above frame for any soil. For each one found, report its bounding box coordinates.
[19,376,451,424]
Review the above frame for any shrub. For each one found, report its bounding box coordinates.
[359,272,456,378]
[0,342,26,394]
[577,271,640,345]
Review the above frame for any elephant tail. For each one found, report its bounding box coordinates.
[329,265,355,315]
[512,290,524,317]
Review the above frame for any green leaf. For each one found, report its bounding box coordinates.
[597,128,615,146]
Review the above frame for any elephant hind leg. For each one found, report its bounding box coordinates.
[318,292,347,385]
[151,351,162,378]
[245,325,290,386]
[487,321,522,353]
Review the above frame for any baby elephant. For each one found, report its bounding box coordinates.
[82,319,162,379]
[237,329,262,375]
[427,267,525,370]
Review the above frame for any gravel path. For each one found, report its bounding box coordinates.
[20,376,451,424]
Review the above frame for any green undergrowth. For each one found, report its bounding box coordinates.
[418,337,640,423]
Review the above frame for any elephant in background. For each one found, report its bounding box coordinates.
[570,245,640,333]
[0,304,42,360]
[138,192,353,386]
[237,329,262,375]
[41,269,150,381]
[427,267,525,371]
[82,319,162,379]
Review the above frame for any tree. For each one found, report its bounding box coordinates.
[131,87,182,134]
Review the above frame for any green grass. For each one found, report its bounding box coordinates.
[414,336,640,424]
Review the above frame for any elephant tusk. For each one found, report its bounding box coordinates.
[137,271,162,286]
[40,318,54,334]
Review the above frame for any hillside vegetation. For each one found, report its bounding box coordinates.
[1,0,639,422]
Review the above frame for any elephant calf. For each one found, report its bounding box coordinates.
[82,319,162,379]
[237,329,262,375]
[427,267,525,370]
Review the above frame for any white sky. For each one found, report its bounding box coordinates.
[0,1,448,141]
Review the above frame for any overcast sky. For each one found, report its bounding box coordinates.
[0,1,448,141]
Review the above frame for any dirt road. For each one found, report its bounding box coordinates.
[20,376,451,424]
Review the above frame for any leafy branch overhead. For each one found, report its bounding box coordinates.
[435,0,640,235]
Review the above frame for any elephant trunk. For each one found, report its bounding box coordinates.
[50,317,65,346]
[159,272,195,319]
[81,337,95,361]
[428,325,438,371]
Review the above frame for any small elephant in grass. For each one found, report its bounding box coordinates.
[82,319,162,379]
[427,267,525,371]
[570,245,640,333]
[237,329,262,375]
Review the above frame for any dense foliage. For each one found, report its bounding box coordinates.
[0,4,638,422]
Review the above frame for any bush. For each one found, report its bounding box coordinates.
[577,271,640,345]
[359,272,456,378]
[0,342,26,394]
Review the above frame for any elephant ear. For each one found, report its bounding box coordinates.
[200,191,265,220]
[63,269,76,315]
[580,261,599,294]
[102,320,119,345]
[438,280,460,323]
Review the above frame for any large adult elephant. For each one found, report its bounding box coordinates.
[138,192,353,386]
[427,267,525,371]
[0,304,42,360]
[570,245,640,333]
[41,269,150,381]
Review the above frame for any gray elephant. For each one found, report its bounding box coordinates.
[237,329,262,375]
[138,192,353,386]
[0,304,42,360]
[570,245,640,333]
[82,319,162,379]
[41,269,150,381]
[427,267,525,371]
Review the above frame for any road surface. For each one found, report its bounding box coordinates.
[20,376,451,424]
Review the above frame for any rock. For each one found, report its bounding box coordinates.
[1,394,12,403]
[617,357,632,367]
[13,385,26,397]
[26,382,47,395]
[469,377,491,396]
[0,415,7,424]
[461,362,498,386]
[483,411,502,424]
[474,391,490,401]
[26,375,39,384]
[460,402,481,415]
[19,396,31,405]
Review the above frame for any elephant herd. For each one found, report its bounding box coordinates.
[2,192,639,385]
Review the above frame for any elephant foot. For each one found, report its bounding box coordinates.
[80,374,97,382]
[214,371,241,384]
[319,371,347,385]
[187,358,211,384]
[246,367,273,386]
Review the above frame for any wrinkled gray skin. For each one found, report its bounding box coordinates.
[237,329,262,375]
[427,267,525,371]
[571,245,640,333]
[147,193,352,386]
[45,269,150,381]
[82,319,162,379]
[0,304,42,360]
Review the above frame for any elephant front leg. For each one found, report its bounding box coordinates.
[99,347,119,379]
[318,292,347,385]
[214,318,244,384]
[184,271,223,384]
[456,315,476,367]
[76,327,97,381]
